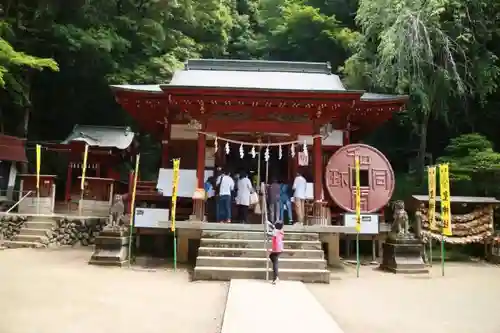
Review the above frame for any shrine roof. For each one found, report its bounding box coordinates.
[412,195,500,204]
[163,59,347,92]
[61,125,135,150]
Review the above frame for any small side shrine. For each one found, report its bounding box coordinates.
[0,134,27,208]
[46,125,136,215]
[18,174,57,214]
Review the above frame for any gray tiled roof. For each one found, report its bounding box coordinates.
[110,59,407,102]
[185,59,332,74]
[412,195,500,204]
[62,125,135,150]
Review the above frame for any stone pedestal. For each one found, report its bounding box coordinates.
[380,236,428,274]
[89,228,130,267]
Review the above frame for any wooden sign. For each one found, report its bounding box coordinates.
[298,151,309,166]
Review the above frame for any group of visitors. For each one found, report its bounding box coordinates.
[204,168,308,225]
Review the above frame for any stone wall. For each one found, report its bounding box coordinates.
[43,218,107,247]
[0,215,27,240]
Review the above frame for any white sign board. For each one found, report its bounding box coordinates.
[135,208,170,228]
[344,213,379,234]
[298,152,309,166]
[157,168,213,198]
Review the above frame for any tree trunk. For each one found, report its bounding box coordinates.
[416,112,430,183]
[20,105,30,173]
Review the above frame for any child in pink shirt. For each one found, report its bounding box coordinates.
[269,222,284,284]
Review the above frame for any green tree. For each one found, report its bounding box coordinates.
[343,0,500,181]
[437,133,500,196]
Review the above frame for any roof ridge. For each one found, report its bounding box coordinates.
[74,124,132,131]
[185,59,332,74]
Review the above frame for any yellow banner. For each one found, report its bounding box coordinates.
[171,159,180,232]
[355,156,361,233]
[129,154,141,227]
[36,144,41,189]
[439,163,452,236]
[80,144,89,190]
[427,166,437,230]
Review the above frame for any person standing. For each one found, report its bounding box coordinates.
[235,172,254,223]
[204,176,216,222]
[292,171,307,225]
[279,181,293,224]
[216,170,234,223]
[268,178,281,223]
[269,222,284,284]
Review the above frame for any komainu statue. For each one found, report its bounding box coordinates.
[108,194,125,229]
[391,200,410,238]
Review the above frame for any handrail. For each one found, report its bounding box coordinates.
[5,191,33,213]
[261,182,270,281]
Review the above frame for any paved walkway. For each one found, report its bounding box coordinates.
[221,280,344,333]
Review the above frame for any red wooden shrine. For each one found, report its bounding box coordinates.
[111,59,407,222]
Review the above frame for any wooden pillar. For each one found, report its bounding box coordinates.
[161,113,172,168]
[65,163,73,202]
[312,135,323,225]
[192,124,206,221]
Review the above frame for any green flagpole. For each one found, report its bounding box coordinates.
[356,232,360,278]
[429,238,433,266]
[173,230,177,272]
[441,235,445,276]
[128,154,140,268]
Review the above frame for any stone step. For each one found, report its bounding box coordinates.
[196,256,327,270]
[14,234,46,242]
[19,228,48,236]
[24,221,54,229]
[201,230,319,241]
[3,240,42,249]
[193,266,330,283]
[198,247,324,259]
[200,238,321,250]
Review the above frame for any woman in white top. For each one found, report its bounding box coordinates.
[236,172,254,223]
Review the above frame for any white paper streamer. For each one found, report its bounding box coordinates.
[303,140,308,157]
[264,146,270,162]
[251,146,256,158]
[225,142,230,155]
[239,144,244,159]
[278,144,282,160]
[290,144,295,158]
[214,137,218,153]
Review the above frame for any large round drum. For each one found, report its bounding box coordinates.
[324,144,395,213]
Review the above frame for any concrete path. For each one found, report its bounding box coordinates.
[221,279,344,333]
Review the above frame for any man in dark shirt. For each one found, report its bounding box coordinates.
[268,178,281,223]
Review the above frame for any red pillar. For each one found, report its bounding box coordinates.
[313,135,323,201]
[192,124,206,221]
[196,130,206,189]
[161,115,172,168]
[312,135,324,225]
[65,163,73,202]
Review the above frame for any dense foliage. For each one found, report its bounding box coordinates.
[1,0,499,196]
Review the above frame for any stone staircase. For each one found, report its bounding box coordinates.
[193,230,330,283]
[3,217,55,248]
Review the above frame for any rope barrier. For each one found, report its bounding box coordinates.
[198,131,322,147]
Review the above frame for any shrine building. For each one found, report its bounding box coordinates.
[111,59,407,264]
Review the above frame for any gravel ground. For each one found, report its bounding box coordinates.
[0,248,227,333]
[310,262,500,333]
[1,248,499,333]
